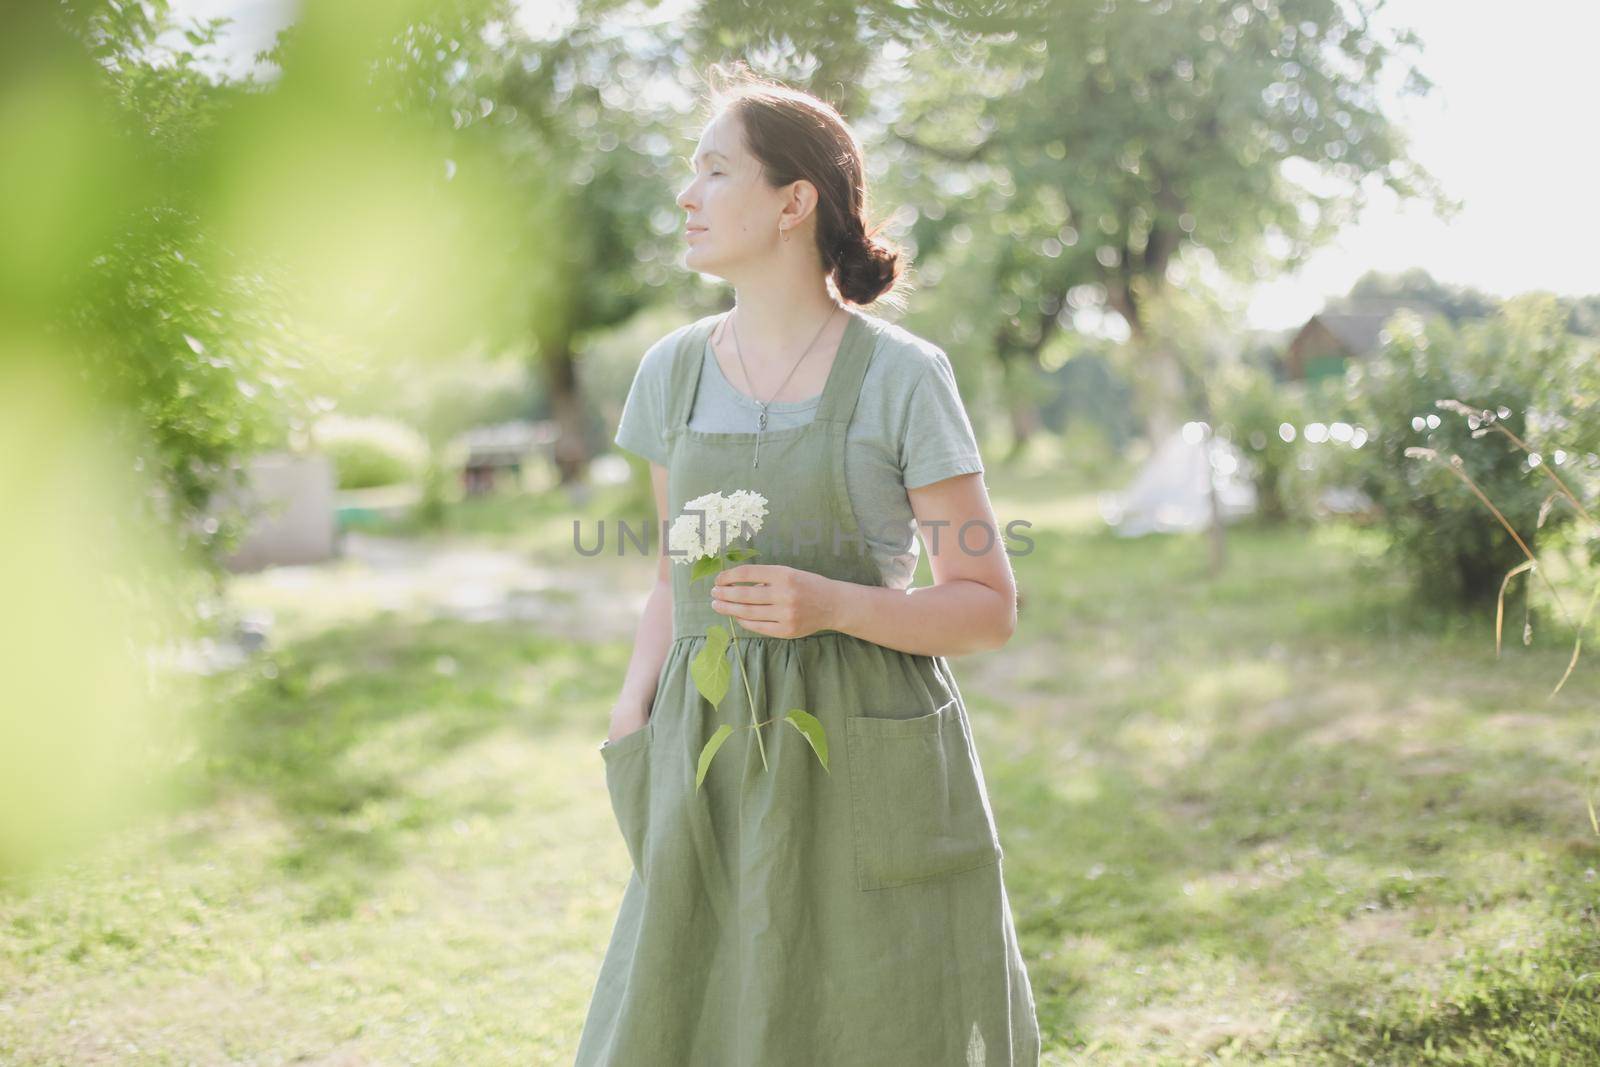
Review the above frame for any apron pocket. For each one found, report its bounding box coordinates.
[845,700,1002,891]
[601,721,654,879]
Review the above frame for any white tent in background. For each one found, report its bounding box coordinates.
[1098,422,1257,537]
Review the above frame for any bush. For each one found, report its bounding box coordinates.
[1333,294,1600,613]
[1213,361,1315,523]
[311,414,430,490]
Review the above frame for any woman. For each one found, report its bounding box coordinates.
[577,65,1040,1066]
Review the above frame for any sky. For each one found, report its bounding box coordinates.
[1239,0,1600,328]
[165,0,1598,331]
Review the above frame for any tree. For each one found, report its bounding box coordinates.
[36,1,313,568]
[413,3,742,484]
[883,0,1449,450]
[1332,267,1500,323]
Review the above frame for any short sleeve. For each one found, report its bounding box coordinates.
[612,332,677,467]
[899,347,985,489]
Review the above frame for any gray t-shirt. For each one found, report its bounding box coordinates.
[612,310,985,590]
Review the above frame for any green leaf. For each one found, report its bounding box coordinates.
[690,555,722,584]
[725,546,759,563]
[783,709,829,773]
[690,624,731,707]
[695,724,735,791]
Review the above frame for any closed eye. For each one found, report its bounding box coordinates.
[682,154,726,177]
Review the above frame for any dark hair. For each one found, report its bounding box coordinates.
[705,63,907,308]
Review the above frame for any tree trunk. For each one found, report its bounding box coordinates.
[541,342,589,486]
[999,354,1043,459]
[1192,370,1228,576]
[995,304,1066,462]
[1007,397,1042,453]
[1108,282,1178,450]
[1137,345,1186,450]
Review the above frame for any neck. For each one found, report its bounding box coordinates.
[723,282,843,367]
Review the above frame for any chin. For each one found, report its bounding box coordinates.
[684,247,726,274]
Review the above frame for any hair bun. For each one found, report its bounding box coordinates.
[832,229,900,306]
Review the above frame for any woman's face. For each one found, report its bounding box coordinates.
[675,110,797,275]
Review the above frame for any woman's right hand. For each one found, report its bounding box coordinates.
[606,704,651,746]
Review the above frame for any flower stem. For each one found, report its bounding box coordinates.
[720,555,768,771]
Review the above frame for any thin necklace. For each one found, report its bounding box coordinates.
[723,303,840,468]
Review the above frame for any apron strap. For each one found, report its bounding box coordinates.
[814,309,876,427]
[666,313,725,432]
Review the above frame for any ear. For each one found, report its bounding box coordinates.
[781,179,819,229]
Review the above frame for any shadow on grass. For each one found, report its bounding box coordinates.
[974,511,1600,1057]
[1296,879,1600,1065]
[175,611,628,900]
[985,617,1600,1062]
[996,699,1600,1056]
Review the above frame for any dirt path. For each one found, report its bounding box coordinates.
[220,531,652,660]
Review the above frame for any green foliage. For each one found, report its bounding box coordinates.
[1335,295,1600,611]
[47,0,316,569]
[24,0,586,569]
[412,447,453,528]
[690,554,723,585]
[871,0,1444,436]
[695,723,734,791]
[1028,340,1141,467]
[70,218,315,564]
[1213,364,1300,524]
[783,709,829,773]
[1335,267,1501,324]
[683,544,829,781]
[311,414,430,490]
[690,623,732,708]
[315,350,537,452]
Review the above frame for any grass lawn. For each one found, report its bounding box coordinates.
[3,460,1598,1065]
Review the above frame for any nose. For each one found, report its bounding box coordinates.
[676,180,697,213]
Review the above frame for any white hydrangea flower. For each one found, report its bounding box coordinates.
[667,489,768,564]
[722,489,767,538]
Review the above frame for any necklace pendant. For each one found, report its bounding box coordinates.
[753,431,760,468]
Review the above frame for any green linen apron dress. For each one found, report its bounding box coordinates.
[576,308,1040,1066]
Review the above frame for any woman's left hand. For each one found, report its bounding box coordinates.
[711,564,837,639]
